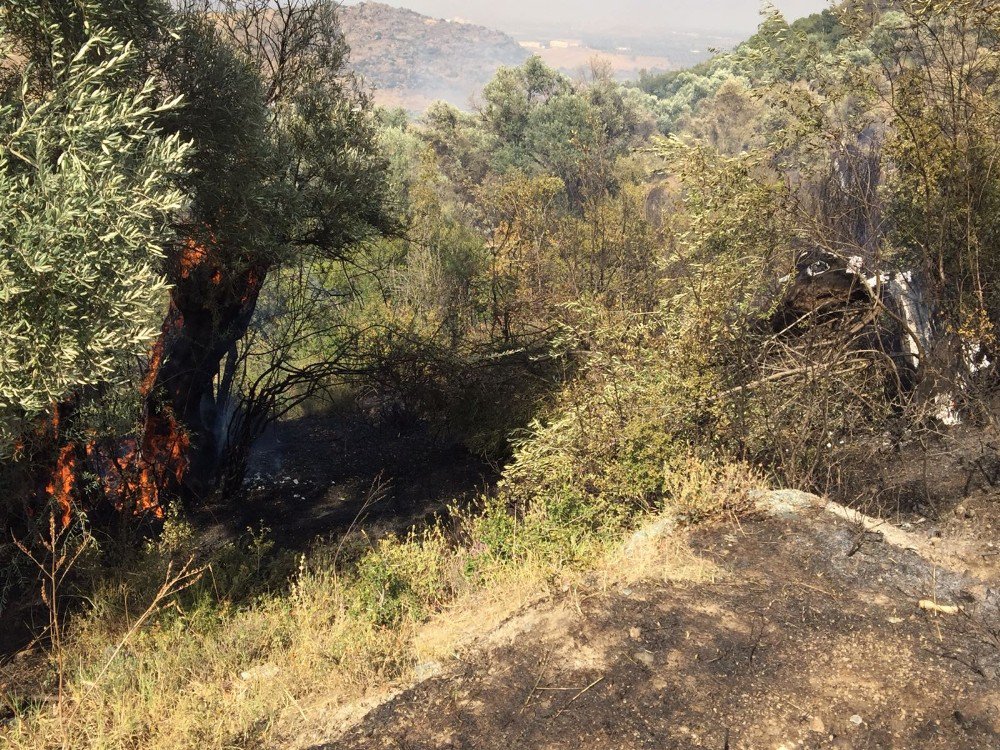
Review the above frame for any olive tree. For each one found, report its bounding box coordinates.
[145,1,395,499]
[0,31,189,457]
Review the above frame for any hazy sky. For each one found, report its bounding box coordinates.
[344,1,831,35]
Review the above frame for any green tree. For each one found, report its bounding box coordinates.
[478,57,653,205]
[0,29,189,457]
[150,1,395,498]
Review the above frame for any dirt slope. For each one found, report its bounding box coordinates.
[313,494,1000,750]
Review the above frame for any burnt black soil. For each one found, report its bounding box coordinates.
[852,420,1000,567]
[193,409,497,551]
[320,509,1000,750]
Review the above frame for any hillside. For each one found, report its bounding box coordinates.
[6,4,1000,750]
[340,2,528,111]
[316,493,1000,749]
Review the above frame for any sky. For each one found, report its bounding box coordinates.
[342,1,832,36]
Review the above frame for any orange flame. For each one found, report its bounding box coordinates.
[86,410,189,520]
[82,329,191,520]
[46,444,76,529]
[179,231,222,285]
[240,267,262,305]
[136,409,190,516]
[179,238,209,279]
[140,338,165,398]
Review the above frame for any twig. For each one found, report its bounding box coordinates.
[553,676,604,718]
[519,648,553,713]
[65,557,204,726]
[283,687,309,721]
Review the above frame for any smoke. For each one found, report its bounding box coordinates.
[341,1,831,35]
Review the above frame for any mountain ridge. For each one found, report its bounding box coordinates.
[339,1,529,112]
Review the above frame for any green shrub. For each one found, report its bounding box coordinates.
[350,529,452,627]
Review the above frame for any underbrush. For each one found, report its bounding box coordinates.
[0,330,760,749]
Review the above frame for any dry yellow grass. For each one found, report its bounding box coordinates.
[1,454,758,750]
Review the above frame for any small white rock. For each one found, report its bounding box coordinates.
[634,651,655,667]
[240,663,279,682]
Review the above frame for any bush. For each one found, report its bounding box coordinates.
[350,529,452,627]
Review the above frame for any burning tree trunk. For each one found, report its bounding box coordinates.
[118,0,392,508]
[142,234,268,503]
[3,0,392,530]
[46,443,77,530]
[42,241,269,516]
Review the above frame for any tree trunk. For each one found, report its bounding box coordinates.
[147,248,268,504]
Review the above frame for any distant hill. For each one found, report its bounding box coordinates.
[339,2,529,113]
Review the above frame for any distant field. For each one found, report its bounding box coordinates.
[370,87,455,113]
[365,44,683,113]
[534,45,679,79]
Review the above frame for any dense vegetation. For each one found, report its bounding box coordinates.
[2,1,1000,747]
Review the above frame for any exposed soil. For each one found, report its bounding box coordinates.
[849,418,1000,585]
[317,498,1000,750]
[866,419,1000,508]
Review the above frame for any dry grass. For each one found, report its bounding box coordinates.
[1,446,759,750]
